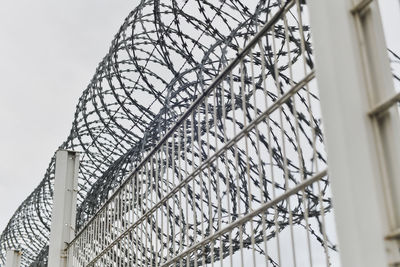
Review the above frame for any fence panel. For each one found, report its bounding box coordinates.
[67,1,338,266]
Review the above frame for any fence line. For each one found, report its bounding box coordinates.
[2,0,400,266]
[68,1,297,241]
[67,1,335,266]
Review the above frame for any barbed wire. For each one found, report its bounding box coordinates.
[3,0,398,266]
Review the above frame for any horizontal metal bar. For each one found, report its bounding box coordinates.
[368,91,400,116]
[351,0,374,14]
[385,228,400,240]
[68,0,296,248]
[161,169,328,267]
[82,68,316,266]
[87,167,327,266]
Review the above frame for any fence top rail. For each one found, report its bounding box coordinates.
[67,0,295,248]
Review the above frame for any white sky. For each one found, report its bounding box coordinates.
[0,0,137,232]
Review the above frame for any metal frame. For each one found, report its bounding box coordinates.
[48,150,80,267]
[67,1,335,266]
[5,250,21,267]
[308,0,400,265]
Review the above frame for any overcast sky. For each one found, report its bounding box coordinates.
[0,0,137,232]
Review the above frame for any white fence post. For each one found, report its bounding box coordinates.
[5,250,21,267]
[48,150,79,267]
[308,0,400,266]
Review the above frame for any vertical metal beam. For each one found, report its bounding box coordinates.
[5,250,21,267]
[48,150,79,267]
[307,0,400,266]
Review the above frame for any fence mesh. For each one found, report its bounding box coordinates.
[68,1,339,266]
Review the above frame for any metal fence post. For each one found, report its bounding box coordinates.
[48,150,79,267]
[308,0,400,266]
[5,250,21,267]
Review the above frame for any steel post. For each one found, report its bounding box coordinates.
[48,150,79,267]
[308,0,400,266]
[5,250,21,267]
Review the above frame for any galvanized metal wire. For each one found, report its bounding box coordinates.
[68,1,336,266]
[0,0,339,266]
